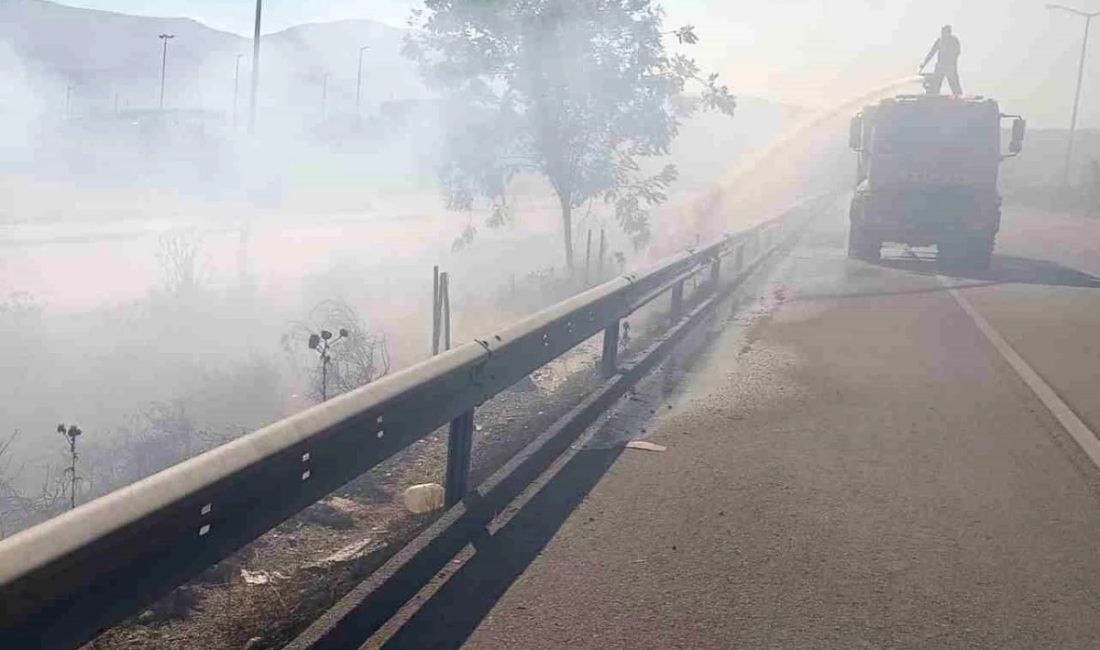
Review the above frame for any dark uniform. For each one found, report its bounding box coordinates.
[922,27,963,96]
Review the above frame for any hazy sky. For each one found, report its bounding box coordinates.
[55,0,1100,128]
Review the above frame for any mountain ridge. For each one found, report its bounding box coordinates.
[0,0,416,117]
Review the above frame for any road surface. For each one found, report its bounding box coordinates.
[378,203,1100,649]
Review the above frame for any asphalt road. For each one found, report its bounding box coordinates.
[381,204,1100,649]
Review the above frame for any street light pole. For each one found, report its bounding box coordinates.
[233,54,244,130]
[356,45,370,124]
[321,73,330,120]
[249,0,263,134]
[158,33,175,111]
[1047,4,1099,187]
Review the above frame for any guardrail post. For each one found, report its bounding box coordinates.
[601,320,620,378]
[444,409,475,508]
[670,280,685,321]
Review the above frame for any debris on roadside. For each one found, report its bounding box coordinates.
[193,557,240,585]
[141,586,198,623]
[300,500,356,530]
[240,569,290,586]
[625,440,668,453]
[403,483,446,514]
[305,538,387,572]
[240,569,270,586]
[326,496,367,517]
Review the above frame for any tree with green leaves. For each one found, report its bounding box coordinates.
[405,0,736,270]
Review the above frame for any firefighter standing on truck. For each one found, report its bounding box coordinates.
[921,25,963,96]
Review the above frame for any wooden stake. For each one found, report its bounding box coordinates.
[432,266,441,356]
[597,228,606,282]
[442,272,452,351]
[585,229,593,286]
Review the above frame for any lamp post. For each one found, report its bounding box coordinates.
[158,33,175,111]
[1046,3,1100,187]
[249,0,263,134]
[233,53,244,130]
[356,45,370,124]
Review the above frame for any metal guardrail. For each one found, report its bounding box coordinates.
[0,202,811,648]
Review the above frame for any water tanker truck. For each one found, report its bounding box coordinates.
[847,86,1027,269]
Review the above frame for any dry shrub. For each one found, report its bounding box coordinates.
[282,299,390,402]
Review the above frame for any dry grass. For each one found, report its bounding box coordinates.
[88,272,695,649]
[91,332,618,650]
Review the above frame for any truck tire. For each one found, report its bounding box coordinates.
[966,233,995,271]
[848,224,880,261]
[937,240,966,270]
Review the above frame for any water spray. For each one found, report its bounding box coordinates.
[673,76,925,245]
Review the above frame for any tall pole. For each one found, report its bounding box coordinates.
[1066,15,1093,187]
[158,33,175,111]
[432,266,441,356]
[321,73,329,120]
[249,0,263,134]
[233,54,244,131]
[65,85,72,120]
[356,45,369,124]
[1047,5,1100,187]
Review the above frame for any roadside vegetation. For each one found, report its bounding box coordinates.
[406,0,736,268]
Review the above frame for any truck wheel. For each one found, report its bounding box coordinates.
[966,234,995,271]
[848,225,880,261]
[938,240,966,270]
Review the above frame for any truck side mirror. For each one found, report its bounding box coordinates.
[849,116,863,151]
[1010,118,1026,155]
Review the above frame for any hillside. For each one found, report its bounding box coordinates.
[0,0,419,120]
[0,0,805,218]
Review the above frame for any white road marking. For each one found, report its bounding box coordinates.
[943,279,1100,468]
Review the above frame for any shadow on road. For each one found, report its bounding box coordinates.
[792,250,1100,303]
[381,445,627,650]
[377,270,740,649]
[879,251,1100,289]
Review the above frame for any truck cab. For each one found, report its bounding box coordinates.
[847,94,1026,269]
